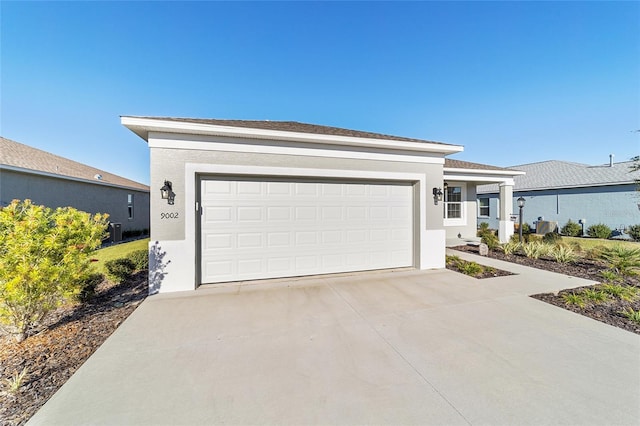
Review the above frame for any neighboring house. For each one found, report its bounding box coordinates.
[477,159,640,233]
[0,137,150,233]
[122,116,521,293]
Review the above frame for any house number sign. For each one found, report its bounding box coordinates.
[160,212,179,219]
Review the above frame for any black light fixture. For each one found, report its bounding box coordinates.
[432,187,443,203]
[517,196,526,242]
[160,180,176,205]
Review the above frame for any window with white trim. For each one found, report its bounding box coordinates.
[127,194,134,220]
[444,186,462,219]
[478,197,490,217]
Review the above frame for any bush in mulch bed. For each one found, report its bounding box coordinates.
[0,271,148,426]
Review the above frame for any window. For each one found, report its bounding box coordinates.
[127,194,134,220]
[444,186,462,219]
[479,197,490,217]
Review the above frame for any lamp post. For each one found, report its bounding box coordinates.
[517,196,526,242]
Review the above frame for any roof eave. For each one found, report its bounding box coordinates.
[121,116,464,155]
[444,167,526,176]
[0,164,150,192]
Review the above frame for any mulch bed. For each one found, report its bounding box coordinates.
[451,245,640,335]
[0,272,148,426]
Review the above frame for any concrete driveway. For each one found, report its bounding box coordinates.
[29,252,640,425]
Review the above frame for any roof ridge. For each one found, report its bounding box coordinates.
[511,159,589,168]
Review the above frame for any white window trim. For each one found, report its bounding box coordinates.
[478,197,490,218]
[444,183,466,227]
[127,194,134,220]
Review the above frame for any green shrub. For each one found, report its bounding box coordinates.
[105,258,135,284]
[561,219,582,237]
[521,222,532,234]
[502,241,522,255]
[599,270,623,284]
[582,288,609,304]
[480,232,500,250]
[527,234,542,243]
[551,244,577,263]
[522,241,552,259]
[75,273,104,303]
[446,255,461,266]
[587,223,612,239]
[600,283,639,301]
[478,222,490,233]
[0,200,108,342]
[628,224,640,241]
[542,232,562,244]
[129,249,149,271]
[477,225,500,250]
[599,245,640,278]
[620,307,640,324]
[562,292,586,308]
[459,261,485,277]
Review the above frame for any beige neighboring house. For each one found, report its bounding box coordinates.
[0,137,150,235]
[122,116,521,293]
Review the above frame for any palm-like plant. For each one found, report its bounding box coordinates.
[599,246,640,278]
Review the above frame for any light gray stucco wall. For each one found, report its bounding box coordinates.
[443,182,478,240]
[478,185,640,233]
[149,147,445,242]
[0,169,150,231]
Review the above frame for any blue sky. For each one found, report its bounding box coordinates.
[2,1,639,185]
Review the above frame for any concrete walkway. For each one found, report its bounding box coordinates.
[29,251,640,425]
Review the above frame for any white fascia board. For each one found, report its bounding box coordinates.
[0,165,150,193]
[121,116,464,155]
[445,173,515,186]
[148,132,445,165]
[444,167,525,176]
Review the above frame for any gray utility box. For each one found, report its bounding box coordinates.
[536,220,558,234]
[109,223,122,242]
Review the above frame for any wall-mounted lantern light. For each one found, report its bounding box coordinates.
[160,180,176,205]
[432,187,444,203]
[517,196,526,242]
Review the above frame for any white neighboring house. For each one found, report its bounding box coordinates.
[0,137,150,235]
[122,116,522,293]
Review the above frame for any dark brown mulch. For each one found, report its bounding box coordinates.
[0,272,148,426]
[451,245,640,335]
[445,256,514,279]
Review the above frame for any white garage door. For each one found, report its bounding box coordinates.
[200,178,414,284]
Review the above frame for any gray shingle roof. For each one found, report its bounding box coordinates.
[444,158,517,172]
[130,116,454,146]
[477,160,640,193]
[0,137,149,191]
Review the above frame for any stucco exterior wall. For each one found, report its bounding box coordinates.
[0,169,150,231]
[149,147,444,241]
[478,185,640,232]
[146,132,448,293]
[443,182,479,240]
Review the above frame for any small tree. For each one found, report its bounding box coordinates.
[0,200,108,341]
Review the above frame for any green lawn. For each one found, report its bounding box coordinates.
[562,236,640,251]
[91,239,149,274]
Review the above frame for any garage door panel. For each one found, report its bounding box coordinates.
[200,178,413,284]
